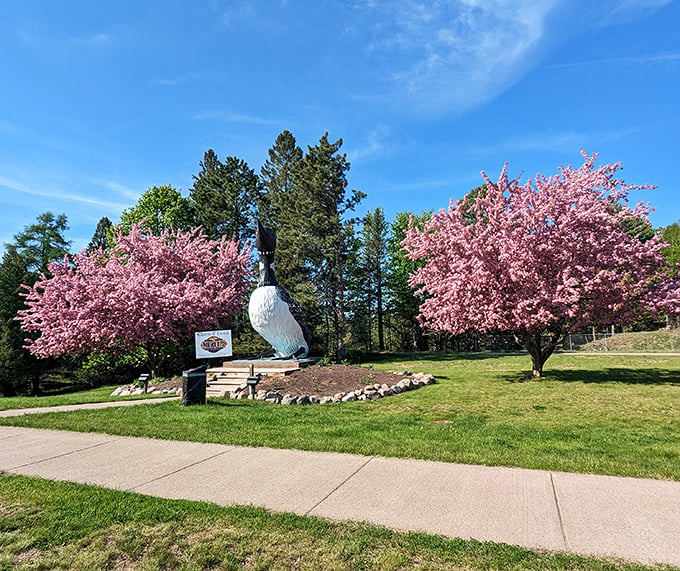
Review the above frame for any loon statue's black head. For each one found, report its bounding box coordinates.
[256,221,277,287]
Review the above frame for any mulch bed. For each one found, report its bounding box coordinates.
[254,364,414,398]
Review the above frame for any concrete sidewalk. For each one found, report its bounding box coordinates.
[0,426,678,566]
[0,396,179,418]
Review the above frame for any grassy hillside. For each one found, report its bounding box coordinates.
[580,329,680,352]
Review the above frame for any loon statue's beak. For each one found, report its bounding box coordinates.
[256,220,276,256]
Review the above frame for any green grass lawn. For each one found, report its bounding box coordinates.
[0,473,673,571]
[0,385,174,411]
[2,353,679,480]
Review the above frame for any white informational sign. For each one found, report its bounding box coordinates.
[195,330,233,359]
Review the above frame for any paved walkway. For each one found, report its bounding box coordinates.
[0,397,179,418]
[0,410,679,566]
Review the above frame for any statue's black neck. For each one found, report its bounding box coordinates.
[258,254,277,287]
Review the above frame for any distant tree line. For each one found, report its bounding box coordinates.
[1,135,679,394]
[0,131,427,395]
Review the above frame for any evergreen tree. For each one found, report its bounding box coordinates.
[0,212,71,394]
[190,150,264,242]
[0,249,32,396]
[350,207,389,351]
[10,212,71,276]
[87,217,113,253]
[260,130,303,227]
[291,134,365,360]
[119,185,195,236]
[386,211,430,351]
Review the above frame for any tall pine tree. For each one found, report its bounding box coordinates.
[190,150,264,242]
[288,133,365,360]
[386,211,430,351]
[0,249,32,396]
[350,207,389,351]
[260,130,303,228]
[87,217,113,253]
[0,212,71,394]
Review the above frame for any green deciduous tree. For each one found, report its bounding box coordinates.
[119,185,195,236]
[662,221,680,273]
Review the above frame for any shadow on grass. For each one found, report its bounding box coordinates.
[206,399,252,408]
[543,368,680,385]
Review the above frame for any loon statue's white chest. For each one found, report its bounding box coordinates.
[248,286,308,358]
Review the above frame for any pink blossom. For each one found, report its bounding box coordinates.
[403,152,667,376]
[17,224,252,374]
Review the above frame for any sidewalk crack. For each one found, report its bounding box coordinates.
[127,449,233,492]
[304,456,374,516]
[550,472,570,551]
[9,440,114,470]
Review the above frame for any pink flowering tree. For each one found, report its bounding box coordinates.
[403,152,667,377]
[648,274,680,327]
[17,224,252,377]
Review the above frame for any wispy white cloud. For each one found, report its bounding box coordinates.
[192,110,282,126]
[96,180,140,202]
[459,127,644,157]
[220,0,257,27]
[350,0,559,115]
[383,174,480,193]
[347,126,394,162]
[68,32,111,47]
[151,70,226,87]
[608,0,672,18]
[17,29,112,49]
[553,52,680,69]
[0,175,129,211]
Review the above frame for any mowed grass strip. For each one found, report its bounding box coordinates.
[0,473,674,571]
[1,353,679,480]
[0,386,173,411]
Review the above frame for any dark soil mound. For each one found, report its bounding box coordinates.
[255,364,412,397]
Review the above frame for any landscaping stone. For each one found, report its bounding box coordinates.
[108,368,435,407]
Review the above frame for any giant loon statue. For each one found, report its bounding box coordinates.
[248,221,310,359]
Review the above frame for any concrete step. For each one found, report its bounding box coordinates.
[222,359,317,371]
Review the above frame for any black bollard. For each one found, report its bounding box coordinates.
[182,364,208,406]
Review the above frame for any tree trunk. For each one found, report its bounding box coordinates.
[377,268,384,351]
[0,377,17,397]
[524,330,562,377]
[31,375,41,396]
[414,321,427,351]
[146,347,161,382]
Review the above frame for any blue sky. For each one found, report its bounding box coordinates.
[1,0,678,252]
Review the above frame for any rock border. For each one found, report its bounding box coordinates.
[224,371,436,404]
[110,371,436,403]
[110,386,180,397]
